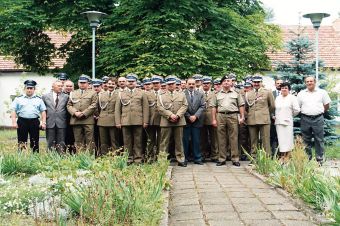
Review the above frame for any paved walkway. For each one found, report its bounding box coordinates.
[168,162,316,226]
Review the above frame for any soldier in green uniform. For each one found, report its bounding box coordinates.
[101,76,110,92]
[193,74,203,92]
[157,75,188,167]
[213,78,222,92]
[67,75,98,152]
[144,75,163,161]
[97,77,119,155]
[200,76,218,162]
[245,76,275,156]
[115,73,149,164]
[92,79,103,153]
[211,75,245,166]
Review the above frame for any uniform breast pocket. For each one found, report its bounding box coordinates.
[82,97,92,105]
[133,96,142,105]
[230,94,238,101]
[173,100,182,110]
[216,97,224,107]
[161,100,171,108]
[256,96,266,106]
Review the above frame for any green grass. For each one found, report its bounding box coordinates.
[326,144,340,160]
[325,127,340,160]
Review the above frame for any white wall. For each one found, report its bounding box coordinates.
[0,72,55,127]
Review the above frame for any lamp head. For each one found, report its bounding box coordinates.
[81,11,107,28]
[303,13,330,29]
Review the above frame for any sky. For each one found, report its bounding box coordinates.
[261,0,340,25]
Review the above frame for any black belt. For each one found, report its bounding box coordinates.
[301,113,323,119]
[218,111,239,115]
[18,117,39,120]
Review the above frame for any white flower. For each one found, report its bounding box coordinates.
[0,178,8,185]
[76,169,91,176]
[29,174,51,186]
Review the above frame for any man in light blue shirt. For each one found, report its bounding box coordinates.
[11,80,46,152]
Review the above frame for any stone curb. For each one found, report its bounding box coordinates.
[160,166,173,226]
[245,166,334,225]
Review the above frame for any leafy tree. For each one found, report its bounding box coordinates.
[0,0,281,79]
[273,30,339,144]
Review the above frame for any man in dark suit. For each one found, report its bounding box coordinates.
[271,78,283,156]
[183,77,205,164]
[42,80,69,152]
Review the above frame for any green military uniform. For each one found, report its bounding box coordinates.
[145,90,161,161]
[115,88,149,163]
[245,87,275,155]
[157,90,188,163]
[67,89,98,151]
[201,90,218,161]
[97,90,119,155]
[211,89,244,162]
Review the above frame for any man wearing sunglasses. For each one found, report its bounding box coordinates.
[11,80,47,152]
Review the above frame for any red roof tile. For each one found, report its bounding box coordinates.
[0,31,71,72]
[267,19,340,68]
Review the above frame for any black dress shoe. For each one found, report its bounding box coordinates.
[232,161,241,167]
[194,161,204,165]
[216,161,226,166]
[178,162,187,167]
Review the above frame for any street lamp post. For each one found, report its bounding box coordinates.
[81,11,107,80]
[303,12,330,85]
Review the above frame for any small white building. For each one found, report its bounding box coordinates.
[0,72,56,127]
[0,32,70,127]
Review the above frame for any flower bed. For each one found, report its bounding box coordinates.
[0,150,169,225]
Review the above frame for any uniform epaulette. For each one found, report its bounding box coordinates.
[35,95,42,98]
[17,95,23,98]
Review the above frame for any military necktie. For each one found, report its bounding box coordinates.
[205,91,208,97]
[55,93,59,108]
[170,92,173,97]
[109,91,112,97]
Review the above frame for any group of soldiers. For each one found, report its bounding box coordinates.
[11,72,278,167]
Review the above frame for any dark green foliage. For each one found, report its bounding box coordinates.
[0,0,281,78]
[273,31,339,144]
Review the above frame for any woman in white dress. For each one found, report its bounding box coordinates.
[274,82,300,161]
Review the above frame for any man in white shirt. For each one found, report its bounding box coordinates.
[297,76,331,163]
